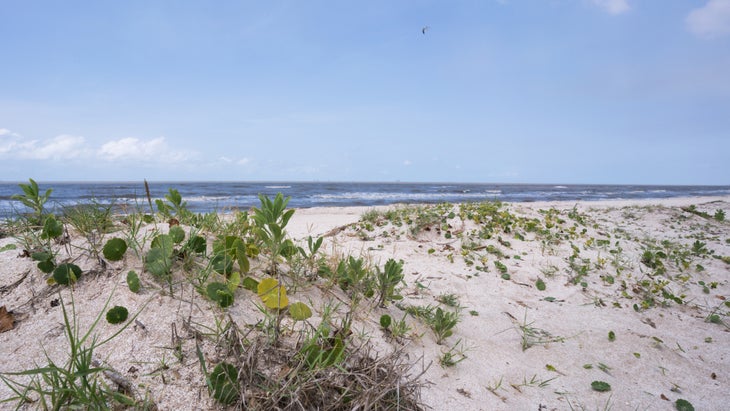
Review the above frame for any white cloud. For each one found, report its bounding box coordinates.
[592,0,630,15]
[403,160,412,166]
[237,157,251,165]
[687,0,730,38]
[98,137,192,163]
[0,129,89,160]
[31,135,88,160]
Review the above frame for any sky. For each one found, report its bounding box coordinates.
[1,0,729,185]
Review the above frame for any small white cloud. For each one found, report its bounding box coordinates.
[237,157,251,165]
[687,0,730,38]
[31,135,88,160]
[592,0,630,15]
[403,159,412,166]
[98,137,192,163]
[219,156,233,163]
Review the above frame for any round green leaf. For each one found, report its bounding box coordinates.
[289,302,312,321]
[37,259,56,274]
[127,270,141,293]
[209,362,239,404]
[536,278,546,291]
[591,381,611,392]
[211,253,234,275]
[103,238,128,261]
[53,263,82,286]
[675,399,695,411]
[169,225,186,244]
[106,306,129,324]
[380,314,392,329]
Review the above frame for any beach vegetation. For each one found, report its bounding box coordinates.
[715,209,726,221]
[0,290,141,409]
[437,292,460,308]
[155,188,192,222]
[675,398,695,411]
[11,178,53,225]
[105,306,129,324]
[591,380,611,392]
[439,338,468,367]
[513,311,565,351]
[126,270,141,293]
[52,263,83,286]
[102,237,127,261]
[430,307,459,344]
[375,258,405,307]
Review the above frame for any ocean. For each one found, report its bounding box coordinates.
[1,181,729,219]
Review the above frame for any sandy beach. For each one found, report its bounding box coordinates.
[1,196,728,410]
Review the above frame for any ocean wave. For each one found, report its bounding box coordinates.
[265,186,291,189]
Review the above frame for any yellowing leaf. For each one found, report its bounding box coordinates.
[289,302,312,321]
[257,277,289,309]
[257,277,279,297]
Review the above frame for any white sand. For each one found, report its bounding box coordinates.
[1,196,728,410]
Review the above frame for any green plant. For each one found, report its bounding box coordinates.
[208,362,239,405]
[106,306,129,324]
[380,314,392,329]
[513,311,565,351]
[591,380,611,392]
[53,263,83,286]
[252,193,295,276]
[127,270,141,293]
[437,293,460,308]
[11,178,52,225]
[714,209,726,222]
[608,330,616,342]
[322,255,375,299]
[376,258,405,307]
[155,188,192,222]
[430,307,459,344]
[675,398,695,411]
[535,278,546,291]
[207,282,235,308]
[439,338,468,367]
[102,237,127,261]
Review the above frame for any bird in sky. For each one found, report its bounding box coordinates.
[421,26,430,34]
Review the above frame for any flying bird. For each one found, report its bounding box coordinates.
[421,26,430,34]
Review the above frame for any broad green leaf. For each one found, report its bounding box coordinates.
[102,238,128,261]
[53,263,82,286]
[169,225,186,244]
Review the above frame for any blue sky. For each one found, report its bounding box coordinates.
[1,0,729,184]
